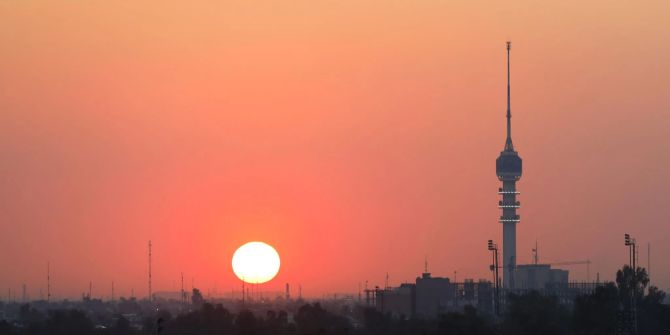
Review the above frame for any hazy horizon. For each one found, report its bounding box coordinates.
[1,1,669,299]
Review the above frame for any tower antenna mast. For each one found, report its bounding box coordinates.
[505,41,514,151]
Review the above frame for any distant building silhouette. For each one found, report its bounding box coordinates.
[373,271,493,318]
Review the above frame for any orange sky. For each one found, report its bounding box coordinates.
[1,1,669,299]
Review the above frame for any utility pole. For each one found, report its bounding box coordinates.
[181,272,185,308]
[624,233,638,335]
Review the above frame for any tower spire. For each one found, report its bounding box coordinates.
[505,41,514,151]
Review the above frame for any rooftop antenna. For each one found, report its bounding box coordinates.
[148,240,152,301]
[532,240,539,265]
[22,284,27,303]
[111,281,115,301]
[385,273,389,289]
[424,256,428,273]
[89,281,92,299]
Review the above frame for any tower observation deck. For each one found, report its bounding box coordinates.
[496,42,522,290]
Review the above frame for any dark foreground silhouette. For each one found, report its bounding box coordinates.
[1,266,668,335]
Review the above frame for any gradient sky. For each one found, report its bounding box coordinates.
[1,1,669,299]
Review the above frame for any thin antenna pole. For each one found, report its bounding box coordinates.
[47,262,51,303]
[148,241,152,301]
[647,243,651,284]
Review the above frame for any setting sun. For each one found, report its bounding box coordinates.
[232,241,281,284]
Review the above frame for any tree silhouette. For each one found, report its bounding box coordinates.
[45,309,94,335]
[500,291,570,335]
[112,315,135,335]
[436,305,494,335]
[191,288,204,310]
[295,303,350,335]
[616,265,649,308]
[573,282,619,335]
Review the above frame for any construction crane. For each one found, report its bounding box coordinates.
[531,242,592,282]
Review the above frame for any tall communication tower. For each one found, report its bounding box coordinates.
[148,240,152,301]
[496,41,523,290]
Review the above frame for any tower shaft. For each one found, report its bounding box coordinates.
[499,180,519,289]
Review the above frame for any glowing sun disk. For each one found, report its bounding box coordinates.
[232,241,280,284]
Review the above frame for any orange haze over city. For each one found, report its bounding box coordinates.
[1,1,669,299]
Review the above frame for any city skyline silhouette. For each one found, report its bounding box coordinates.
[1,1,669,301]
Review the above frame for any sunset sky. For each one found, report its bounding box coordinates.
[1,1,669,299]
